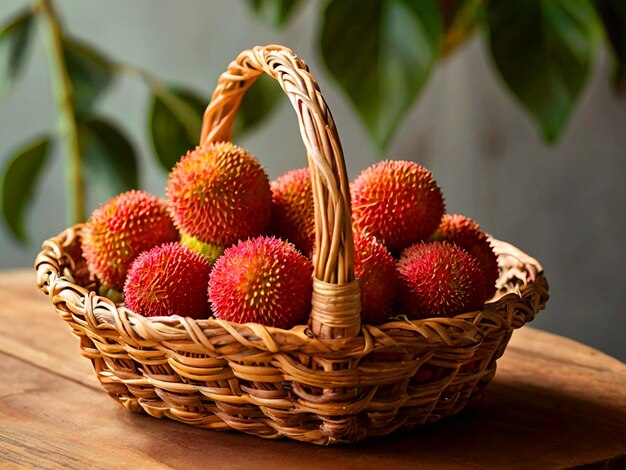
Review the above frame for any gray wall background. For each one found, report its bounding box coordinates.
[1,1,625,361]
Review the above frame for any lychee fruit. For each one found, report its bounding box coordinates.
[166,142,272,262]
[353,234,397,324]
[270,167,315,256]
[208,236,313,329]
[350,160,445,254]
[431,214,499,297]
[82,190,179,291]
[396,241,487,319]
[124,242,212,319]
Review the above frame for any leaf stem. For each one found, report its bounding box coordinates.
[35,0,85,224]
[115,63,201,141]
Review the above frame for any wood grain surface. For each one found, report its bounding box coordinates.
[1,270,625,469]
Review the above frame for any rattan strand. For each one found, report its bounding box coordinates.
[36,224,548,444]
[200,45,357,339]
[34,45,549,445]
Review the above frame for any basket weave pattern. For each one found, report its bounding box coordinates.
[35,45,549,445]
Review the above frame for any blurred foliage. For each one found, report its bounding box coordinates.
[148,87,206,171]
[0,0,280,242]
[321,0,442,152]
[0,0,624,243]
[595,0,626,94]
[1,137,50,242]
[487,0,602,142]
[250,0,621,147]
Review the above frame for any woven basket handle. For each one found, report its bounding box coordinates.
[200,45,360,339]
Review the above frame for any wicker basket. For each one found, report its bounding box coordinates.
[35,45,549,445]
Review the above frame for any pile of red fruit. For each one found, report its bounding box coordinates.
[81,142,500,329]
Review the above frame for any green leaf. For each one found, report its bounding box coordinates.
[321,0,443,153]
[233,73,284,138]
[0,9,34,96]
[148,87,206,171]
[437,0,483,56]
[595,0,626,94]
[487,0,603,142]
[1,136,51,242]
[78,117,138,202]
[245,0,302,28]
[63,38,115,115]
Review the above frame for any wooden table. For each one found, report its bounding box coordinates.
[1,270,625,469]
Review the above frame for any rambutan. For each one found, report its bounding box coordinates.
[166,142,272,262]
[124,242,212,319]
[431,214,499,297]
[270,167,315,256]
[81,190,179,291]
[208,236,313,329]
[350,160,445,254]
[353,234,397,324]
[396,241,487,319]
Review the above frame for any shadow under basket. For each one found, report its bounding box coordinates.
[35,45,549,445]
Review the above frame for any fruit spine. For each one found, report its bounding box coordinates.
[166,142,272,262]
[353,234,397,324]
[351,160,445,254]
[270,167,315,256]
[124,242,213,319]
[208,236,313,329]
[81,190,179,291]
[396,241,488,319]
[431,214,500,297]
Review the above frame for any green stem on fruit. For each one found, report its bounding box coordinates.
[35,0,85,224]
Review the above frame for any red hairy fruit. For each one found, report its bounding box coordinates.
[351,160,445,254]
[353,234,397,324]
[124,242,212,319]
[396,241,487,319]
[208,236,313,329]
[270,167,315,256]
[431,214,499,297]
[166,142,272,260]
[82,190,179,290]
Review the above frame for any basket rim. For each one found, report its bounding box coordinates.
[35,224,549,354]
